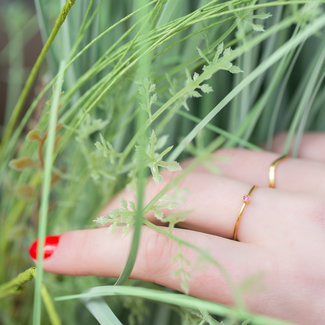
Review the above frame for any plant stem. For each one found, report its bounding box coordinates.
[0,267,36,299]
[0,0,76,158]
[32,61,65,325]
[55,285,296,325]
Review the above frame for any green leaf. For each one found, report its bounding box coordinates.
[197,47,210,64]
[158,161,181,171]
[155,135,169,150]
[229,65,243,74]
[251,23,265,32]
[83,289,123,325]
[200,84,213,94]
[213,42,224,62]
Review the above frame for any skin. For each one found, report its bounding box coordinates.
[31,132,325,324]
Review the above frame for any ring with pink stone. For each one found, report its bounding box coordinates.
[232,185,257,241]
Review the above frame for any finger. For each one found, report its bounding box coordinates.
[100,171,319,244]
[271,132,325,162]
[31,227,271,306]
[189,148,325,195]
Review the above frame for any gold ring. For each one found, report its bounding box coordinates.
[233,185,257,241]
[269,154,289,188]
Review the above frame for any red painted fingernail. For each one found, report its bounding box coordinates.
[29,235,61,260]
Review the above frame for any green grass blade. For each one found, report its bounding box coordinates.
[41,284,62,325]
[32,61,66,325]
[114,0,152,286]
[0,0,76,158]
[55,285,295,325]
[284,42,325,155]
[169,14,325,160]
[83,288,123,325]
[34,0,58,71]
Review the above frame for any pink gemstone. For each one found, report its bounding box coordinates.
[243,195,249,202]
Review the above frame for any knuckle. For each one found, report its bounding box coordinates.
[140,228,176,279]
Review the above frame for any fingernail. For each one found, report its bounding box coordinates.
[29,235,61,260]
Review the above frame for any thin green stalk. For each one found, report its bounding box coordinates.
[176,110,261,151]
[60,0,77,96]
[155,0,183,27]
[0,267,36,299]
[284,41,325,155]
[250,5,284,105]
[241,27,301,143]
[55,286,295,325]
[69,0,96,58]
[0,0,76,158]
[41,284,62,325]
[32,61,65,325]
[114,0,152,286]
[265,29,303,150]
[292,69,325,155]
[5,25,25,126]
[65,0,155,72]
[34,0,58,72]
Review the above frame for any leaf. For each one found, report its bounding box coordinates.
[223,47,232,58]
[50,172,61,186]
[151,165,162,184]
[192,72,200,81]
[83,291,123,325]
[219,61,233,70]
[157,145,174,160]
[197,47,210,64]
[255,12,272,20]
[251,23,265,32]
[182,100,190,111]
[229,65,243,74]
[129,201,136,211]
[158,161,181,172]
[26,129,42,142]
[55,123,63,132]
[150,130,157,147]
[153,209,164,221]
[54,135,61,152]
[121,198,128,209]
[155,135,168,150]
[200,84,213,93]
[191,91,201,98]
[16,185,35,199]
[93,216,110,226]
[213,42,224,62]
[9,157,36,170]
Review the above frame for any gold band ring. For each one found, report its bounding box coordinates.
[269,154,289,188]
[232,185,257,241]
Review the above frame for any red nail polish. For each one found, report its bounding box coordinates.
[29,235,61,260]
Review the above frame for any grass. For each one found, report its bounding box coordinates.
[0,0,324,324]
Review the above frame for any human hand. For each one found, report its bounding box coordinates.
[29,133,325,324]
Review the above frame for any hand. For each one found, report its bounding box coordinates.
[29,133,325,324]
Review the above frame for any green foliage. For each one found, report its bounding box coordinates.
[145,131,181,184]
[1,0,325,324]
[94,198,136,234]
[171,244,192,294]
